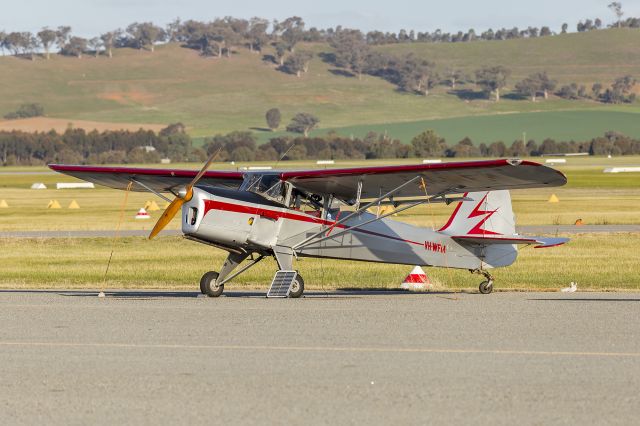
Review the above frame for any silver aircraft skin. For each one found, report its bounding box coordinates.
[49,158,569,297]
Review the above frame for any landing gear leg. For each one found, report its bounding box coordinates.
[472,269,494,294]
[200,252,249,297]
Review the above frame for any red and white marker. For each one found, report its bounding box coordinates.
[135,208,151,220]
[401,266,431,290]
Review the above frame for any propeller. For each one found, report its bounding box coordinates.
[148,148,221,239]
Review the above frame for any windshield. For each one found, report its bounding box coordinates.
[239,173,286,204]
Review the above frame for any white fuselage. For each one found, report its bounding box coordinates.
[182,188,517,269]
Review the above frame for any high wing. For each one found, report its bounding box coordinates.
[50,159,566,200]
[48,164,244,193]
[280,159,566,200]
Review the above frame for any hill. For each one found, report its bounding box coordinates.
[0,28,639,143]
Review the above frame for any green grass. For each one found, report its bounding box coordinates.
[0,234,638,291]
[1,157,639,231]
[0,29,639,141]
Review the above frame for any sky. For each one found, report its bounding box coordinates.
[2,0,640,37]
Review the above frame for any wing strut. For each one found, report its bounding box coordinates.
[292,176,421,250]
[294,198,430,251]
[130,178,173,203]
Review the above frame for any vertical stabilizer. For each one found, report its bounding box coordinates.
[438,191,516,237]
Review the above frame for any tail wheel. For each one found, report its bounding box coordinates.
[479,280,493,294]
[289,274,304,298]
[200,271,224,297]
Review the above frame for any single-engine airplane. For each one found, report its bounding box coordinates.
[49,156,568,297]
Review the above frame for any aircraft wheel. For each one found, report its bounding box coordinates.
[200,271,224,297]
[479,280,493,294]
[289,274,304,298]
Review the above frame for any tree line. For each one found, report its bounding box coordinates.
[0,123,202,166]
[3,124,637,166]
[1,2,637,61]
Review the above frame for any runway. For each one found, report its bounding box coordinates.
[1,224,638,238]
[1,290,639,424]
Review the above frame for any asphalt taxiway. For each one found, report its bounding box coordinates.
[1,290,639,424]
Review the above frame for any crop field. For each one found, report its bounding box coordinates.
[276,110,640,145]
[0,155,638,291]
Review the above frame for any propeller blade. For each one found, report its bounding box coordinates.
[148,194,188,240]
[187,147,222,191]
[148,148,221,240]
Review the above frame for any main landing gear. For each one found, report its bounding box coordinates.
[472,269,494,294]
[289,274,304,298]
[200,271,224,297]
[198,246,304,298]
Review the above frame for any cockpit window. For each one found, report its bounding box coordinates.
[239,173,286,204]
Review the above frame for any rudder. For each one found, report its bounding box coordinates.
[438,191,516,237]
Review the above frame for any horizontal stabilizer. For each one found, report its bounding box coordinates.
[453,235,569,248]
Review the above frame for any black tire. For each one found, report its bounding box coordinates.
[479,280,493,294]
[200,271,224,297]
[289,274,304,298]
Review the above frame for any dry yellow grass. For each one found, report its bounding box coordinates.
[0,234,637,291]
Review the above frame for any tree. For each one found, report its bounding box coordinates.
[88,37,102,57]
[3,32,23,55]
[475,66,510,101]
[277,16,305,52]
[55,26,71,51]
[399,54,437,95]
[411,129,445,157]
[603,75,637,103]
[540,26,552,36]
[220,18,245,57]
[6,32,38,59]
[274,42,288,66]
[556,83,585,100]
[100,31,119,58]
[61,36,87,58]
[286,113,319,137]
[445,68,464,89]
[592,83,603,99]
[515,76,542,101]
[265,108,281,131]
[608,2,624,28]
[126,22,164,51]
[282,51,313,77]
[247,17,269,52]
[561,23,568,33]
[538,72,557,99]
[165,18,182,42]
[37,28,57,59]
[330,29,370,79]
[3,103,45,119]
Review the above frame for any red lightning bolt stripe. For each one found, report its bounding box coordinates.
[467,194,501,236]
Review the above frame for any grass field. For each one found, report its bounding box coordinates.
[1,156,640,230]
[0,233,637,291]
[1,156,638,291]
[0,29,639,141]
